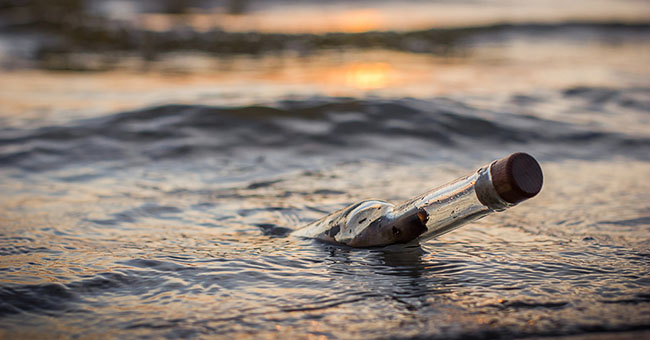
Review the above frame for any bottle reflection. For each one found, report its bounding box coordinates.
[312,242,459,311]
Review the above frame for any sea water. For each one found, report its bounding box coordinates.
[1,1,649,339]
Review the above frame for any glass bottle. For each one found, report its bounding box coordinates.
[292,153,543,247]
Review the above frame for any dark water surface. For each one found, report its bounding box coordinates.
[1,1,650,339]
[1,89,649,339]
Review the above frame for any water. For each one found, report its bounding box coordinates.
[1,1,650,339]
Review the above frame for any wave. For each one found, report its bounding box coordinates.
[1,88,648,171]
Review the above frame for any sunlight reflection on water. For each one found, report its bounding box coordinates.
[1,39,648,129]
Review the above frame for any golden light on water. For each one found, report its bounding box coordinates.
[1,42,649,126]
[343,62,392,90]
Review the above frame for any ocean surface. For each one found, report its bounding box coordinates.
[1,0,650,339]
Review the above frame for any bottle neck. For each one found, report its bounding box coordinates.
[475,162,515,212]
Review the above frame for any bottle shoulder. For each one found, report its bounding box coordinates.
[291,200,391,238]
[347,200,394,221]
[291,199,427,247]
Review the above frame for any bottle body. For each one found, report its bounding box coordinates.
[292,153,542,247]
[394,164,511,243]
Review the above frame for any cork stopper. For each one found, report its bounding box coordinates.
[490,152,543,204]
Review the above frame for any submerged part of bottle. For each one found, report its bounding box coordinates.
[291,153,543,247]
